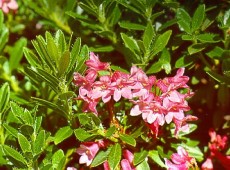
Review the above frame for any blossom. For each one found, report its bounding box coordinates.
[164,146,197,170]
[66,167,77,170]
[121,149,136,170]
[86,52,110,71]
[0,0,18,13]
[208,129,228,151]
[201,158,213,170]
[76,142,100,166]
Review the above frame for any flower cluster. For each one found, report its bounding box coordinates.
[0,0,18,13]
[164,146,197,170]
[74,52,197,137]
[202,129,230,170]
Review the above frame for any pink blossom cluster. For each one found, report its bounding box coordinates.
[202,129,230,170]
[164,146,197,170]
[73,52,197,136]
[0,0,18,13]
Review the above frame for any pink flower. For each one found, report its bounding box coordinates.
[0,0,18,13]
[91,75,113,103]
[208,129,228,151]
[121,149,136,170]
[201,158,213,170]
[164,146,196,170]
[85,52,110,71]
[66,167,77,170]
[111,70,133,101]
[76,142,100,166]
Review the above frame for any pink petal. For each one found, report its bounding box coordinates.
[130,105,142,116]
[147,113,157,124]
[114,89,121,102]
[121,159,133,170]
[79,154,91,166]
[201,158,213,170]
[165,112,174,124]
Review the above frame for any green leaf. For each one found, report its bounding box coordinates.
[108,143,121,170]
[3,145,27,165]
[119,22,145,30]
[74,128,92,141]
[207,70,230,84]
[0,10,3,30]
[75,45,89,73]
[133,150,148,166]
[10,102,33,125]
[20,124,34,137]
[10,102,24,123]
[35,68,60,91]
[55,30,66,54]
[147,61,164,74]
[151,30,172,57]
[130,126,144,138]
[178,124,198,137]
[192,4,205,32]
[143,22,155,49]
[105,126,116,138]
[106,3,121,26]
[31,97,66,116]
[121,33,140,54]
[180,144,203,161]
[89,45,114,52]
[188,43,206,55]
[52,149,66,170]
[54,126,73,145]
[67,38,81,73]
[0,82,10,114]
[33,130,45,155]
[110,65,129,73]
[58,50,70,76]
[32,36,55,71]
[175,55,196,68]
[8,38,27,72]
[148,150,166,167]
[147,48,171,74]
[119,134,136,147]
[91,147,112,167]
[176,8,191,33]
[23,48,40,67]
[34,116,42,134]
[0,26,9,52]
[18,133,31,153]
[77,113,101,127]
[136,159,150,170]
[206,46,224,59]
[22,109,33,125]
[46,31,59,64]
[196,33,219,43]
[3,123,18,138]
[181,34,193,41]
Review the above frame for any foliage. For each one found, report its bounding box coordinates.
[0,0,229,169]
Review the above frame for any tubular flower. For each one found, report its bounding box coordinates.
[76,142,100,166]
[121,149,136,170]
[164,146,197,170]
[0,0,18,13]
